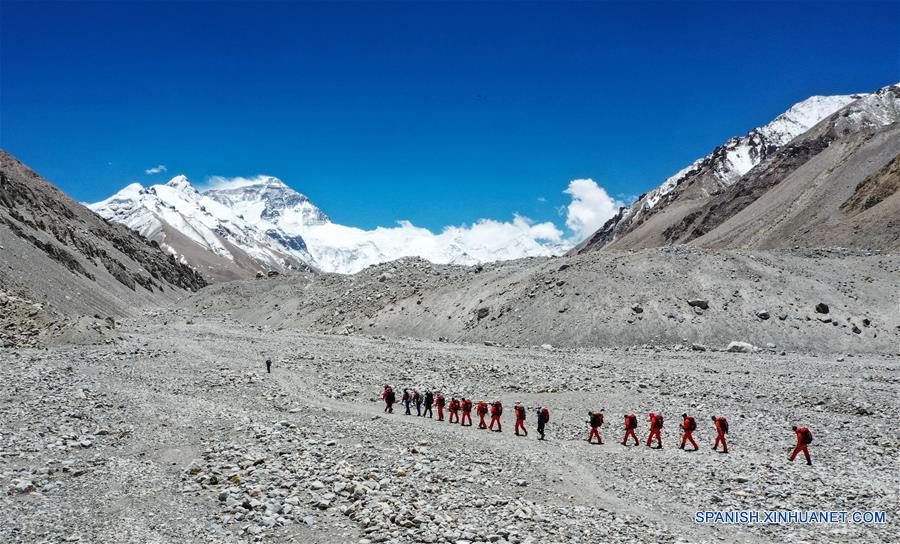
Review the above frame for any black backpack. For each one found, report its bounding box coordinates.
[386,391,395,403]
[625,415,637,429]
[801,428,813,444]
[591,413,603,427]
[653,415,664,429]
[686,417,696,432]
[719,418,729,434]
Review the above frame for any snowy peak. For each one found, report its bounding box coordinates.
[574,83,895,253]
[757,93,865,146]
[165,174,194,191]
[90,174,320,279]
[203,175,330,233]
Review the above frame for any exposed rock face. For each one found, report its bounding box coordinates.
[0,150,206,322]
[841,152,900,213]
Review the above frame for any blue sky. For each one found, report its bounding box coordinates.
[1,1,897,232]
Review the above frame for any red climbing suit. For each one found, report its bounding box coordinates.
[514,405,527,436]
[646,412,662,448]
[489,401,503,431]
[460,399,473,426]
[435,395,446,421]
[622,414,639,446]
[790,427,813,464]
[477,401,489,429]
[680,415,698,450]
[713,417,729,453]
[448,398,460,423]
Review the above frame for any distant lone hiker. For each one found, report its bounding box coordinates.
[588,411,604,444]
[622,413,639,446]
[265,358,272,373]
[423,391,434,418]
[680,413,698,451]
[790,425,814,465]
[711,416,729,454]
[536,406,549,440]
[477,400,489,429]
[489,400,503,432]
[382,385,395,413]
[514,403,528,436]
[436,393,446,421]
[646,412,663,449]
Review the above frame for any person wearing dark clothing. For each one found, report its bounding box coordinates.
[423,391,434,418]
[536,406,550,440]
[402,389,412,415]
[265,358,272,373]
[413,390,422,416]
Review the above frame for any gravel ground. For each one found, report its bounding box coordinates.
[2,311,897,543]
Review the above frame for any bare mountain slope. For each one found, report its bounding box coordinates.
[692,123,900,250]
[676,86,900,249]
[186,248,900,354]
[575,84,899,252]
[0,150,206,326]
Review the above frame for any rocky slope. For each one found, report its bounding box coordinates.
[186,247,900,354]
[574,84,899,252]
[0,150,206,336]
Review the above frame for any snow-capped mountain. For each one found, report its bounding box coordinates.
[90,176,320,280]
[574,83,899,253]
[92,175,565,278]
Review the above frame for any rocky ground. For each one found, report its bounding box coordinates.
[2,310,897,543]
[188,248,900,355]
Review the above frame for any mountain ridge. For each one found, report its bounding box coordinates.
[573,83,900,253]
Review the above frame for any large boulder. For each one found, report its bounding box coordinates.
[726,341,756,353]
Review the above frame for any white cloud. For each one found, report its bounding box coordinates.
[145,164,168,175]
[301,214,567,274]
[563,178,624,241]
[203,175,282,191]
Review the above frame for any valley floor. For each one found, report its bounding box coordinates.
[1,312,897,543]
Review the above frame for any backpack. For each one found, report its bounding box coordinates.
[719,418,729,434]
[801,428,813,444]
[541,408,550,422]
[402,391,410,402]
[653,415,664,429]
[625,415,637,429]
[496,404,503,416]
[518,407,526,420]
[386,391,396,403]
[591,413,603,427]
[686,417,696,432]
